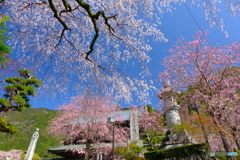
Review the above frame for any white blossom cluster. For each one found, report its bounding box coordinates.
[4,0,239,103]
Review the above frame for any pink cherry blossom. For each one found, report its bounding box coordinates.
[160,31,240,152]
[3,0,240,103]
[0,149,23,160]
[48,94,129,160]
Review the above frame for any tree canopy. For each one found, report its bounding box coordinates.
[48,94,129,160]
[139,108,165,151]
[0,69,41,134]
[0,15,11,64]
[160,31,240,151]
[3,0,240,103]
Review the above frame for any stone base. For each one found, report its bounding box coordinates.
[159,128,196,150]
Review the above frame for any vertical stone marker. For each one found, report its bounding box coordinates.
[130,111,139,140]
[129,111,143,147]
[25,128,39,160]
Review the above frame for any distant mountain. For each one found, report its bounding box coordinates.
[0,108,62,158]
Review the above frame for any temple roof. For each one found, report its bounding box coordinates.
[48,143,127,158]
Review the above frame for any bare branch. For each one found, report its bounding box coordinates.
[21,0,47,11]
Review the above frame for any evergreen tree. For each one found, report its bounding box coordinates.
[0,15,11,65]
[0,15,42,134]
[0,69,41,133]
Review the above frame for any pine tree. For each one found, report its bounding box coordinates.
[0,69,41,134]
[0,15,11,65]
[0,14,42,134]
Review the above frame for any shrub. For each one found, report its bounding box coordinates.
[144,143,210,160]
[115,142,145,160]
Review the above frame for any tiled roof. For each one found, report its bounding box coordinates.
[48,142,127,151]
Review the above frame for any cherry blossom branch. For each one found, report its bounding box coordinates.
[21,0,135,72]
[48,0,70,31]
[48,0,71,47]
[75,0,117,61]
[194,48,213,94]
[21,0,47,11]
[59,5,79,17]
[63,35,130,76]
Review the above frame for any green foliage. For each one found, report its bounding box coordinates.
[144,105,153,113]
[144,143,210,160]
[0,69,41,134]
[0,108,61,158]
[215,155,227,160]
[115,142,145,160]
[22,150,41,160]
[171,124,186,134]
[0,116,17,134]
[237,150,240,156]
[140,109,165,151]
[0,15,12,65]
[125,157,145,160]
[0,69,42,112]
[141,131,165,151]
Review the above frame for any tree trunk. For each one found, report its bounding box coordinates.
[219,130,230,152]
[84,143,91,160]
[235,138,240,150]
[231,128,240,150]
[211,114,230,152]
[146,133,154,151]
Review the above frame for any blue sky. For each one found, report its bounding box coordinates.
[25,3,240,110]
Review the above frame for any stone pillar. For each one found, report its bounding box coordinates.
[128,111,143,147]
[24,128,39,160]
[130,111,139,141]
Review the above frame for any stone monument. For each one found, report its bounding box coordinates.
[128,111,143,147]
[158,81,192,149]
[24,128,39,160]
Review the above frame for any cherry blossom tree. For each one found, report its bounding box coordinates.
[0,149,23,160]
[3,0,240,103]
[217,89,240,150]
[48,94,129,160]
[179,105,227,151]
[160,31,240,151]
[139,109,165,151]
